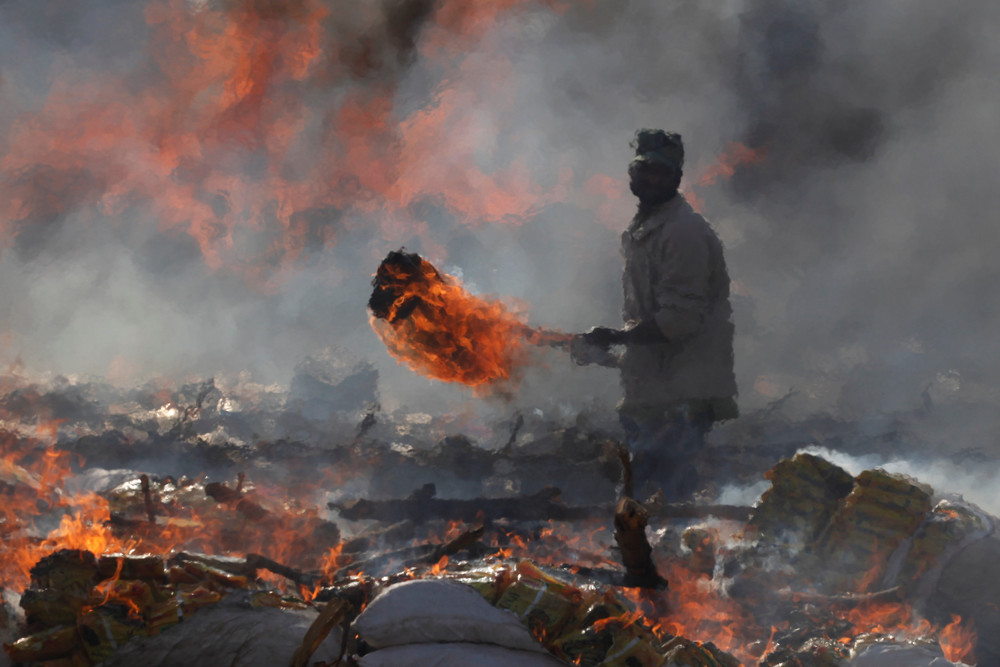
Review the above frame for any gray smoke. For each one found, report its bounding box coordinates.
[0,0,998,448]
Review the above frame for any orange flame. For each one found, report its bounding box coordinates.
[695,142,766,187]
[430,554,450,575]
[0,420,349,601]
[683,142,766,213]
[939,614,977,664]
[369,252,568,388]
[0,0,588,290]
[0,430,116,592]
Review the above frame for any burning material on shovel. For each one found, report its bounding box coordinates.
[368,249,573,389]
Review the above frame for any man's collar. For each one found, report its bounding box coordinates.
[627,194,686,240]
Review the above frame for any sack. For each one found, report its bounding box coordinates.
[352,578,546,653]
[95,592,343,667]
[358,642,567,667]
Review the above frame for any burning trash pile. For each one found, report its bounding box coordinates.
[347,561,737,666]
[0,367,989,666]
[712,452,988,666]
[3,549,344,666]
[0,439,729,666]
[4,547,742,667]
[0,395,991,667]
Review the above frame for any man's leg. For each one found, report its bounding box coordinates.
[622,407,710,502]
[653,412,709,501]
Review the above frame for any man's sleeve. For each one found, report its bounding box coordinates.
[651,221,711,342]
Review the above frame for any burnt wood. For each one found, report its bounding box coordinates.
[329,483,751,524]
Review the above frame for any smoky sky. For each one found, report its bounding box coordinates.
[0,0,998,428]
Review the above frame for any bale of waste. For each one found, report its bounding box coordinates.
[809,469,933,593]
[742,454,994,664]
[748,453,855,547]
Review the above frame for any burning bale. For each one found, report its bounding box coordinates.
[4,549,347,666]
[367,249,571,389]
[5,538,747,666]
[716,453,987,665]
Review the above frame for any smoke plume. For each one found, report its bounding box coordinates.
[0,0,998,450]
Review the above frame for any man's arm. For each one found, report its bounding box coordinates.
[580,319,667,349]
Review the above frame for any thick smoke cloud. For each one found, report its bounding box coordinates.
[0,0,998,443]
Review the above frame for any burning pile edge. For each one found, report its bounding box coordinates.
[0,436,988,665]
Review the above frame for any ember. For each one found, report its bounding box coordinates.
[368,249,571,389]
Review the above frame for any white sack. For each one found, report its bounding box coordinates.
[352,578,545,653]
[358,642,568,667]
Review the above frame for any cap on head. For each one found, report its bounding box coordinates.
[631,129,684,169]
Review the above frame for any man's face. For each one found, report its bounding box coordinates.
[628,161,679,203]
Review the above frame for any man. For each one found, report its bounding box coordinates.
[575,129,738,501]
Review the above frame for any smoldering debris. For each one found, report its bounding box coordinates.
[2,428,991,665]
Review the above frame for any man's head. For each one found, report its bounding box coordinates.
[629,129,683,206]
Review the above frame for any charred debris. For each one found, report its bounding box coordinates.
[0,367,996,665]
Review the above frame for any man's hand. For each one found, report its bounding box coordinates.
[620,319,668,345]
[581,326,623,350]
[570,333,620,368]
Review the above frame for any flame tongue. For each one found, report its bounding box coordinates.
[368,249,548,388]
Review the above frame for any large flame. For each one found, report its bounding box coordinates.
[683,142,767,213]
[0,424,343,597]
[0,0,584,291]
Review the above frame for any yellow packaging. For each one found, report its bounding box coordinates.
[494,560,583,641]
[178,584,223,610]
[551,618,663,667]
[145,598,183,635]
[551,586,633,644]
[248,591,311,610]
[440,562,514,604]
[77,607,143,663]
[663,640,729,666]
[3,624,78,663]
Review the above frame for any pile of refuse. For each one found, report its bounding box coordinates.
[3,447,995,666]
[351,561,737,666]
[3,550,739,667]
[3,549,341,666]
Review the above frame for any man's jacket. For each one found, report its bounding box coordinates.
[619,194,737,417]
